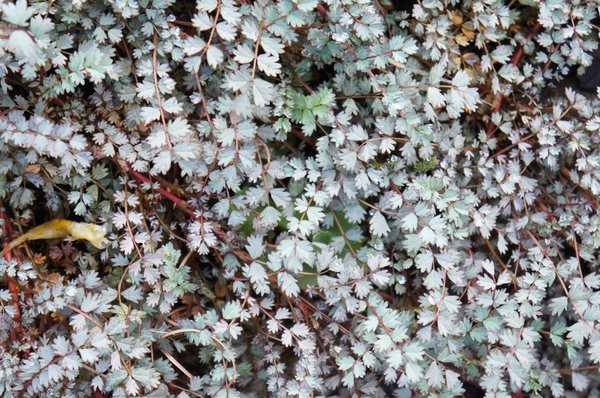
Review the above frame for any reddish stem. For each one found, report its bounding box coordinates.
[92,389,105,398]
[124,165,257,266]
[126,165,196,219]
[316,3,328,15]
[486,23,542,139]
[0,204,22,342]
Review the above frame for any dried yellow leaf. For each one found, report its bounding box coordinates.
[2,219,108,256]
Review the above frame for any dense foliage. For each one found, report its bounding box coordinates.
[1,0,600,396]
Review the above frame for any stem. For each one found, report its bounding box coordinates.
[0,202,23,342]
[486,23,542,139]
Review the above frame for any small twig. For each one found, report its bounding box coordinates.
[570,221,586,291]
[483,237,520,288]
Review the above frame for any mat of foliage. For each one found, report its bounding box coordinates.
[1,0,600,397]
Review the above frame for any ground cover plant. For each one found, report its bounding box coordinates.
[1,0,600,396]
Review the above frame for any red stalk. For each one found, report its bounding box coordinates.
[316,3,328,15]
[486,23,542,139]
[126,165,196,219]
[0,203,23,342]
